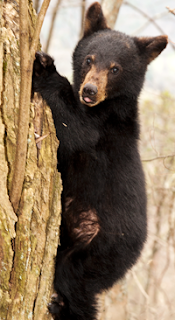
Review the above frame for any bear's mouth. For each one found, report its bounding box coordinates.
[79,94,97,107]
[83,96,93,104]
[82,95,96,105]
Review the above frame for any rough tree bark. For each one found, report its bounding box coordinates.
[0,1,61,319]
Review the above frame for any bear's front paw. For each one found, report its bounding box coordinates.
[33,51,56,78]
[32,52,56,93]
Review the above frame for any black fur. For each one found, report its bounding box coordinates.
[32,3,167,319]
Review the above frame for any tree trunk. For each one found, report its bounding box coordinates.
[0,1,61,319]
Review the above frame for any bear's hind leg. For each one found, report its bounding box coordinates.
[48,290,98,320]
[48,246,99,320]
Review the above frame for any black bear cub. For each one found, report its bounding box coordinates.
[32,2,167,320]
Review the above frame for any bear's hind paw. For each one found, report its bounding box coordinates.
[48,293,64,315]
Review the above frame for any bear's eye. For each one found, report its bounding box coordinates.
[111,66,119,74]
[86,58,92,65]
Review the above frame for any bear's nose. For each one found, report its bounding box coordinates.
[83,83,98,96]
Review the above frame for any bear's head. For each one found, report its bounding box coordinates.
[73,2,168,107]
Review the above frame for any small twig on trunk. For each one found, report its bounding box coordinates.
[35,132,50,145]
[10,0,51,213]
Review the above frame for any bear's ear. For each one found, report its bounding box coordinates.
[83,2,109,38]
[134,35,168,63]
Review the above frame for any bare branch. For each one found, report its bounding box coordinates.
[124,1,175,50]
[132,11,168,36]
[166,6,175,16]
[142,154,175,162]
[30,0,51,60]
[45,0,62,53]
